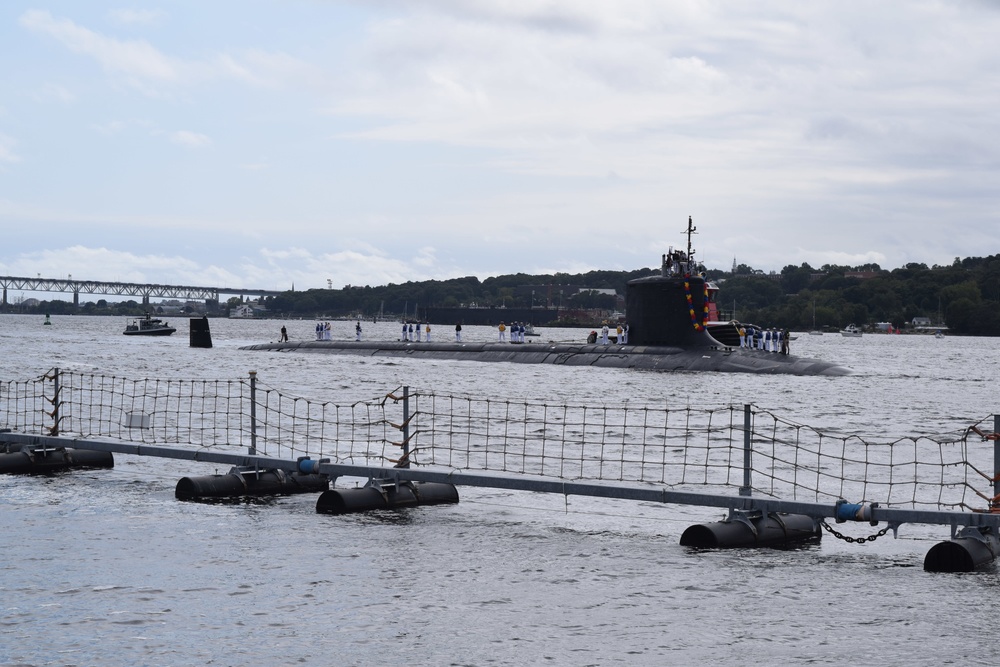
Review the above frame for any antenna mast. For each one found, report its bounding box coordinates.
[684,216,698,271]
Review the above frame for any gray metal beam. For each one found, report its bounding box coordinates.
[6,432,998,531]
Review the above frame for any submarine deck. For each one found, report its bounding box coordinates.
[240,339,851,376]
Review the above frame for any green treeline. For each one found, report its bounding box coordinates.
[713,256,1000,335]
[252,268,652,320]
[9,254,1000,335]
[255,254,1000,335]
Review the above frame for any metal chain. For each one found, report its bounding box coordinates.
[820,520,890,544]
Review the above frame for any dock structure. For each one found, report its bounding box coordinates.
[3,369,1000,571]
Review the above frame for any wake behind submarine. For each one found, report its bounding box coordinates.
[241,221,851,376]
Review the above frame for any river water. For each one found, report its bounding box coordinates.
[2,314,999,666]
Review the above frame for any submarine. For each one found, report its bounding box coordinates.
[241,219,851,376]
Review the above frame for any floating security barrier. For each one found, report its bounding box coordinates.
[679,510,821,548]
[924,527,1000,573]
[316,478,459,515]
[175,465,329,500]
[0,442,114,474]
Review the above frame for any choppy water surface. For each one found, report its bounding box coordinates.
[2,315,999,666]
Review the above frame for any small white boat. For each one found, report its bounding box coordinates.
[840,324,862,338]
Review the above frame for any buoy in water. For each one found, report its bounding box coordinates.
[316,479,459,515]
[175,466,329,500]
[680,511,820,548]
[924,527,1000,572]
[0,445,114,474]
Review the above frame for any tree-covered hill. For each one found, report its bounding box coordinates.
[714,256,1000,335]
[248,255,1000,334]
[9,254,1000,335]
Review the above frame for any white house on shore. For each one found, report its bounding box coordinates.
[229,304,259,319]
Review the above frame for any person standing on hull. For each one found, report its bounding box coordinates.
[425,322,432,342]
[416,323,422,342]
[622,322,629,344]
[498,322,506,342]
[355,321,362,341]
[455,322,462,342]
[280,325,288,342]
[601,323,610,345]
[402,322,408,341]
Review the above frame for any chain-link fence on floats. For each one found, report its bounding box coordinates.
[1,368,997,514]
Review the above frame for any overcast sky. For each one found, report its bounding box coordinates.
[2,2,998,294]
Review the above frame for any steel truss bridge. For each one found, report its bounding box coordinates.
[0,276,284,306]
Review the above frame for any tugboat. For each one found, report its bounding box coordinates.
[123,313,177,336]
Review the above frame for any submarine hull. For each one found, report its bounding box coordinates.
[240,339,850,376]
[241,259,852,376]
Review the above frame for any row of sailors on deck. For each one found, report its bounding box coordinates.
[401,322,435,342]
[315,321,366,341]
[603,322,629,344]
[739,325,789,354]
[497,322,528,343]
[586,323,629,345]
